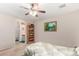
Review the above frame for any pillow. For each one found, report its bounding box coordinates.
[75,47,79,56]
[53,45,75,56]
[24,42,49,56]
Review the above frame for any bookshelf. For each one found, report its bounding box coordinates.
[27,24,35,44]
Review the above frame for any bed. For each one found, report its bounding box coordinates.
[24,42,79,56]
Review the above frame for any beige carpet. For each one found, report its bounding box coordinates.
[0,43,26,56]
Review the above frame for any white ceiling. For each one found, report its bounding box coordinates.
[0,3,79,21]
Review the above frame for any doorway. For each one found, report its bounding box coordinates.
[15,20,26,44]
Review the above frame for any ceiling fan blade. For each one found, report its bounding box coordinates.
[31,3,34,7]
[35,14,38,17]
[25,12,29,15]
[20,6,29,10]
[38,10,46,13]
[31,3,38,7]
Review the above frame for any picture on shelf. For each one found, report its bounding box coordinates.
[44,21,57,31]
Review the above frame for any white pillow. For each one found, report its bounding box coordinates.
[75,47,79,56]
[54,45,75,56]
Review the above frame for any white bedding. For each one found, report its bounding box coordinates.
[24,42,77,56]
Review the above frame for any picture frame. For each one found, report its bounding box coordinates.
[44,21,57,31]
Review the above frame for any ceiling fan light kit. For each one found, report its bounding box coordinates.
[29,11,38,16]
[21,3,46,17]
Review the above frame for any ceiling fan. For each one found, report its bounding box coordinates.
[21,3,46,17]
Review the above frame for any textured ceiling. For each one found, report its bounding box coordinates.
[0,3,79,21]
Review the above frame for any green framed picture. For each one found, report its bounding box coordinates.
[44,21,57,31]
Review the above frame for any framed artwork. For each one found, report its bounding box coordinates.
[44,21,57,31]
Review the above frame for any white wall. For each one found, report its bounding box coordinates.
[0,14,34,50]
[0,14,17,50]
[35,10,79,47]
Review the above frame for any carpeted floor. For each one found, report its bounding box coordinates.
[0,43,26,56]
